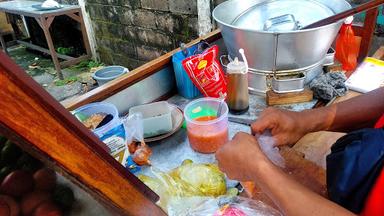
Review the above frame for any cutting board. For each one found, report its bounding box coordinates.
[242,147,327,210]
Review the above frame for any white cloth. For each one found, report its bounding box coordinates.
[42,0,60,8]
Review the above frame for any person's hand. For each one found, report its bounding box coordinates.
[251,107,311,146]
[215,132,270,182]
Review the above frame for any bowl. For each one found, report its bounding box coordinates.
[184,97,229,153]
[92,66,128,85]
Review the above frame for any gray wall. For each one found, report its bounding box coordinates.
[85,0,199,69]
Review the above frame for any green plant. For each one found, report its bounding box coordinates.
[87,60,104,68]
[54,76,78,86]
[57,47,75,55]
[69,60,104,72]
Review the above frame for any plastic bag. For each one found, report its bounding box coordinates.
[123,113,152,170]
[256,131,285,168]
[182,45,227,98]
[123,113,144,144]
[99,124,128,166]
[167,195,282,216]
[335,16,359,71]
[138,159,232,211]
[241,132,285,198]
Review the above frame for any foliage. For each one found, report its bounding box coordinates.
[57,47,75,55]
[69,60,104,72]
[54,76,78,86]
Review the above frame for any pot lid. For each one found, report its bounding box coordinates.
[231,0,336,31]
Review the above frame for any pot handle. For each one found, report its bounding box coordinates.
[263,14,300,31]
[219,55,229,69]
[322,47,335,66]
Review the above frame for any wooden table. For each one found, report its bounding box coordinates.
[0,0,91,80]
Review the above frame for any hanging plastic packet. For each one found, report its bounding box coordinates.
[123,113,152,173]
[193,40,211,55]
[182,45,227,98]
[335,16,359,71]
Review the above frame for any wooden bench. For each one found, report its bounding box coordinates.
[0,30,15,54]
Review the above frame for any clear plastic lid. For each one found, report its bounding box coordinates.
[227,58,247,74]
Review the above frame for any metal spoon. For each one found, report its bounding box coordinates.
[302,0,383,29]
[216,97,225,117]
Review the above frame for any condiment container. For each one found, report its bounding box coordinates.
[184,98,229,153]
[73,102,128,165]
[129,101,173,138]
[226,49,249,114]
[73,102,121,138]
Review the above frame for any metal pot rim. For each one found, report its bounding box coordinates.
[247,60,324,74]
[212,0,351,34]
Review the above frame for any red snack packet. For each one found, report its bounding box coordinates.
[182,45,227,98]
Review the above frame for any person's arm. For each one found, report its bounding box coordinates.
[302,87,384,132]
[251,87,384,146]
[252,159,354,216]
[216,132,355,216]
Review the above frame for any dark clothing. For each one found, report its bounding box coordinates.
[327,128,384,213]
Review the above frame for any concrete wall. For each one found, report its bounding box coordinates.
[86,0,200,69]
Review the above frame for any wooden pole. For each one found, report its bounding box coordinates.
[35,16,64,80]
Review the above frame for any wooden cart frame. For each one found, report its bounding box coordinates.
[0,6,381,214]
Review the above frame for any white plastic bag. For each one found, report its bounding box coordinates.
[256,131,285,168]
[138,159,229,211]
[122,112,144,144]
[167,195,282,216]
[123,113,152,168]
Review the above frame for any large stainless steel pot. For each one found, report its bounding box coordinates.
[213,0,351,72]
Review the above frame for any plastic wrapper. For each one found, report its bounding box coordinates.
[182,45,227,98]
[122,113,152,169]
[122,113,144,144]
[99,124,128,165]
[138,159,232,211]
[241,132,285,198]
[167,196,282,216]
[256,131,285,168]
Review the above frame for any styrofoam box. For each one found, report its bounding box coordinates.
[129,101,173,138]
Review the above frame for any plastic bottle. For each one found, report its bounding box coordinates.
[335,16,359,72]
[226,49,249,114]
